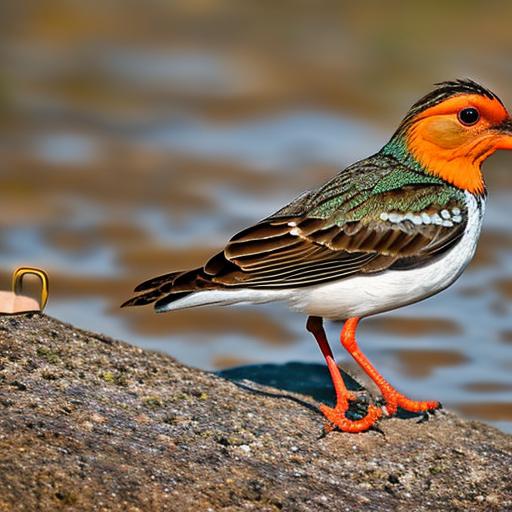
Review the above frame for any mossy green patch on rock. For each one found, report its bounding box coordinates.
[36,346,60,364]
[101,370,115,383]
[142,395,163,408]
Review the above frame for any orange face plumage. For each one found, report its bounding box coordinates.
[406,93,512,194]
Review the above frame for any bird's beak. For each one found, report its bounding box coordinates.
[493,118,512,149]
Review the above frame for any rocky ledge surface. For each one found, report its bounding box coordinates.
[0,314,511,511]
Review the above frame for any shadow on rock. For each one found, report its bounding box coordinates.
[218,362,427,422]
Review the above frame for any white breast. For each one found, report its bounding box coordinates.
[286,192,484,320]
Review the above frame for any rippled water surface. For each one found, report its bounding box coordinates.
[1,2,512,431]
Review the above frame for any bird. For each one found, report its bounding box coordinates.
[123,79,512,433]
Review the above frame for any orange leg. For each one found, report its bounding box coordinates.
[306,316,381,432]
[340,317,441,417]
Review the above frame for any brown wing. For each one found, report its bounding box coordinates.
[200,208,467,288]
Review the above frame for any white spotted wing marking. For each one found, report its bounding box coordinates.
[379,207,465,228]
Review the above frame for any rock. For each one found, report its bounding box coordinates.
[0,313,511,511]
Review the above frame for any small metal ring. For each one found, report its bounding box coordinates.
[11,267,49,311]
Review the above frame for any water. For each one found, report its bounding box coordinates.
[1,2,512,432]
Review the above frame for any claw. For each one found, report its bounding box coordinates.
[416,404,443,423]
[345,390,358,402]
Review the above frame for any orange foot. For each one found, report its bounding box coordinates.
[320,400,382,433]
[306,316,383,433]
[381,389,441,417]
[340,317,441,418]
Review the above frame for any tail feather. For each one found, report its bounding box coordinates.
[121,288,169,308]
[122,267,207,310]
[133,271,183,292]
[122,264,291,312]
[123,247,254,311]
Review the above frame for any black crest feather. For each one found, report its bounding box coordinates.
[414,79,501,112]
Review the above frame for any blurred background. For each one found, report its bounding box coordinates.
[1,0,512,431]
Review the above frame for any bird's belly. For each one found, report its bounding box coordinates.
[287,261,462,320]
[287,200,482,320]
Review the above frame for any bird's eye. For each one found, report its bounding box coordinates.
[457,107,480,126]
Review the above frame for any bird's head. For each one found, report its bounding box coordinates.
[386,79,512,195]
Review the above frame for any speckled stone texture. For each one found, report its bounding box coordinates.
[0,314,511,511]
